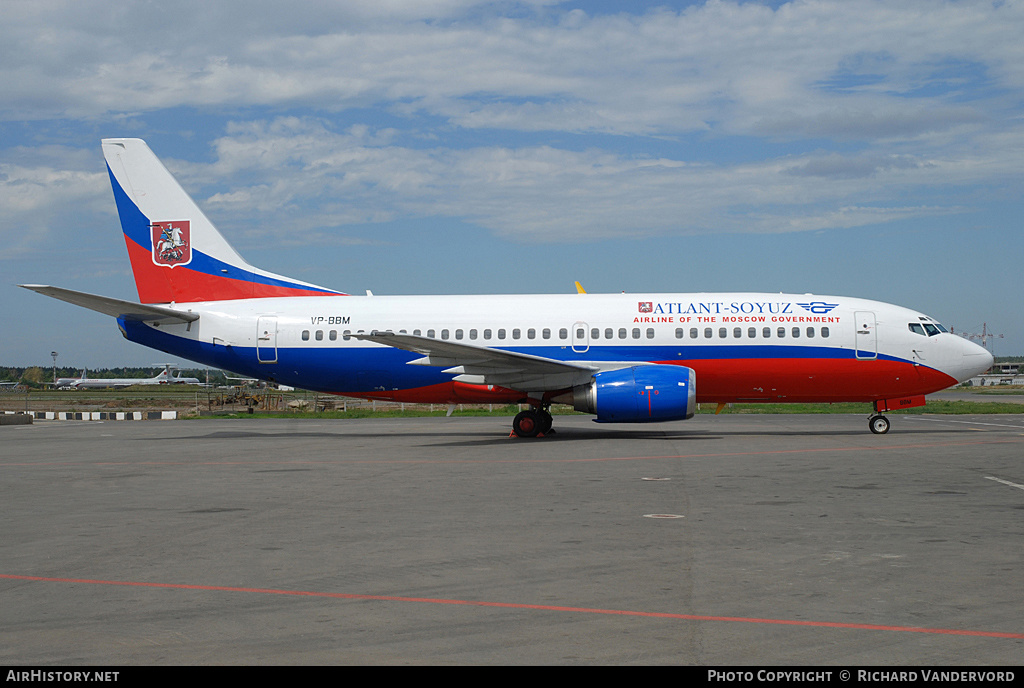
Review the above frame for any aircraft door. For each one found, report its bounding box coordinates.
[572,321,590,353]
[257,316,278,363]
[854,311,877,360]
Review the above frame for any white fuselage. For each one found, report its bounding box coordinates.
[122,292,992,404]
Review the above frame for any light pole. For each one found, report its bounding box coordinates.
[51,351,58,385]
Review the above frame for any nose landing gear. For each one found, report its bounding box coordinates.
[869,414,890,434]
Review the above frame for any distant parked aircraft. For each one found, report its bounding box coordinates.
[63,365,200,389]
[53,370,87,389]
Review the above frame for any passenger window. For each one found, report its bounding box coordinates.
[441,329,450,340]
[527,328,536,339]
[675,328,684,339]
[455,329,463,340]
[777,327,786,338]
[497,329,506,340]
[591,328,599,339]
[718,328,727,338]
[302,330,310,341]
[748,327,756,338]
[413,329,421,336]
[513,328,521,339]
[763,327,771,338]
[792,327,800,338]
[427,329,436,338]
[704,328,712,338]
[619,328,627,339]
[821,327,830,338]
[559,328,567,339]
[343,329,352,341]
[315,330,324,341]
[690,328,698,339]
[543,328,551,339]
[605,328,613,339]
[469,329,477,340]
[329,330,337,341]
[632,328,641,339]
[575,328,584,339]
[733,327,741,338]
[483,329,492,339]
[646,328,655,339]
[806,327,814,338]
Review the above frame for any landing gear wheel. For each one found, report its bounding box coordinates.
[869,415,890,434]
[538,410,553,435]
[513,410,541,438]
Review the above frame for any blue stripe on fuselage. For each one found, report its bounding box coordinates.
[120,320,911,394]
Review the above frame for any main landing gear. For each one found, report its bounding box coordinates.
[511,406,554,438]
[868,414,891,434]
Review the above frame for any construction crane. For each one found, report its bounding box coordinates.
[959,323,1004,354]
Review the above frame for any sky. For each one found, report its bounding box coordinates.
[2,0,1022,368]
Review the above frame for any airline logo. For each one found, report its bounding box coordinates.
[638,302,653,313]
[796,301,839,314]
[151,221,191,268]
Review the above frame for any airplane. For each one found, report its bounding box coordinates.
[169,372,202,385]
[22,138,993,436]
[53,369,87,389]
[157,364,203,386]
[59,365,201,389]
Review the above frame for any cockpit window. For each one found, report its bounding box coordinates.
[910,322,947,336]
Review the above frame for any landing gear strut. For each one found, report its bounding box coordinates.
[511,406,554,438]
[869,414,890,434]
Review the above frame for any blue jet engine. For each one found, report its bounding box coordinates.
[555,365,696,423]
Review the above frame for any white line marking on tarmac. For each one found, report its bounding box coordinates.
[985,476,1024,491]
[907,417,1024,430]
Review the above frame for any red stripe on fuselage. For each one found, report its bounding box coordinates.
[662,358,956,403]
[332,381,527,405]
[125,235,336,303]
[329,358,955,406]
[325,358,950,405]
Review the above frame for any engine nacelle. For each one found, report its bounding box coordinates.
[555,365,696,423]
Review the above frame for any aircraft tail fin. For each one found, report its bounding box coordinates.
[102,138,342,304]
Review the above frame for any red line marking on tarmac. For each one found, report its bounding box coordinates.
[2,574,1022,639]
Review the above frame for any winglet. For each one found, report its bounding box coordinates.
[575,281,587,294]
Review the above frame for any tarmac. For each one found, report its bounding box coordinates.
[2,413,1022,665]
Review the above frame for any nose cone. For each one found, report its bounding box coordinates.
[956,337,994,382]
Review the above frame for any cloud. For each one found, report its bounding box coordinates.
[784,152,932,179]
[2,1,1021,142]
[99,116,1003,244]
[1,2,1022,251]
[0,146,109,256]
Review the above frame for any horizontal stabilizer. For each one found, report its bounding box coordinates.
[19,285,199,324]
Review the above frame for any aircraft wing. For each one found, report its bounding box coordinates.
[20,285,199,324]
[353,331,598,391]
